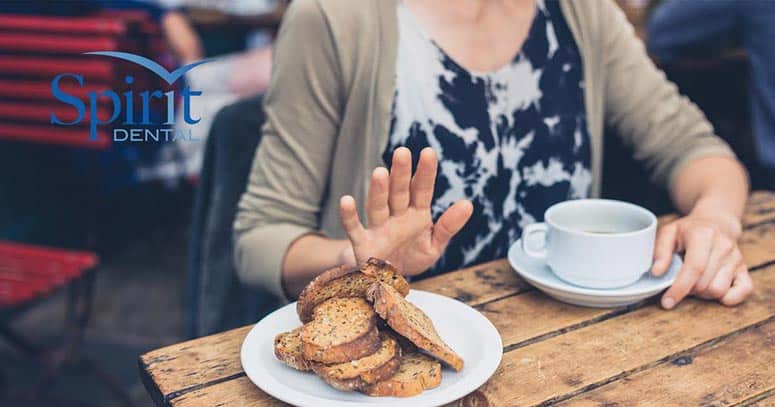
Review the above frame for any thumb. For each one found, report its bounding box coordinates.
[337,244,357,268]
[431,200,473,252]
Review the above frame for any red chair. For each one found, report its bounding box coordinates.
[0,9,167,404]
[0,10,169,149]
[0,243,130,405]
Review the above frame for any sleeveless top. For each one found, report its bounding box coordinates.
[384,0,593,277]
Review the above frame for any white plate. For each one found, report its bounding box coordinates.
[508,239,681,308]
[240,290,502,407]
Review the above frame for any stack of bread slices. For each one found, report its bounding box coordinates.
[274,258,464,397]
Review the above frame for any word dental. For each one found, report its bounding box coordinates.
[50,73,201,142]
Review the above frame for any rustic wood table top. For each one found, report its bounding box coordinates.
[140,191,775,406]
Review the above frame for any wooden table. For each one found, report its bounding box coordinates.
[140,191,775,406]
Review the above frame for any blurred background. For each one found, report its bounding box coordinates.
[0,0,771,406]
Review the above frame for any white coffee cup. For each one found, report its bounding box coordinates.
[521,199,657,289]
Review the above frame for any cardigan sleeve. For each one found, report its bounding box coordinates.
[233,0,343,300]
[600,0,736,189]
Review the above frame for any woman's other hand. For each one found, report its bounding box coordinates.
[651,211,753,309]
[338,147,473,276]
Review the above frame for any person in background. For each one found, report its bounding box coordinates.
[155,0,280,95]
[234,0,752,311]
[158,5,203,65]
[148,0,282,179]
[647,0,775,189]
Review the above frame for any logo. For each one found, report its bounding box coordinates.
[50,51,214,142]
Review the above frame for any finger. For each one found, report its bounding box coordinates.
[693,236,734,295]
[702,256,738,299]
[721,266,753,306]
[389,147,412,216]
[661,227,714,309]
[696,243,739,298]
[339,195,365,242]
[410,148,438,209]
[652,223,678,277]
[367,167,390,227]
[431,200,473,252]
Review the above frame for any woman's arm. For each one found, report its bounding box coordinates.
[234,0,344,300]
[234,1,471,300]
[281,235,351,297]
[601,1,735,189]
[598,1,752,308]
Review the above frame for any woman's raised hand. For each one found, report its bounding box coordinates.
[338,147,473,276]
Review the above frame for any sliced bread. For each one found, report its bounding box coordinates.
[368,283,464,371]
[297,258,409,323]
[311,332,401,391]
[381,325,418,354]
[274,327,311,371]
[300,297,381,364]
[360,353,442,397]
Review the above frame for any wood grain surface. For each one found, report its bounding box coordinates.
[558,320,775,406]
[140,191,775,406]
[749,394,775,407]
[411,258,530,306]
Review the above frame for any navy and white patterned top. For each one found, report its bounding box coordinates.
[384,0,592,277]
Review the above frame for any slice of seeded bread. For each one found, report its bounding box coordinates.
[297,258,409,323]
[380,325,418,354]
[300,297,381,364]
[360,353,442,397]
[368,283,464,371]
[273,327,311,371]
[311,332,401,391]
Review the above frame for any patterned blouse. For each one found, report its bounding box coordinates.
[384,0,593,277]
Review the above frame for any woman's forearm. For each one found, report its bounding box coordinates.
[281,234,353,298]
[670,156,749,237]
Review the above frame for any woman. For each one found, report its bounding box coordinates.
[234,0,752,310]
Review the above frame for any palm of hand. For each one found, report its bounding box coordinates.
[339,148,472,277]
[353,208,438,275]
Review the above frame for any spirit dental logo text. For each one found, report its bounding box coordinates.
[50,51,214,142]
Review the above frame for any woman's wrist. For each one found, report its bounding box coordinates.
[282,234,353,297]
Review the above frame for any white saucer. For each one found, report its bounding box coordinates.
[241,290,502,407]
[507,239,681,308]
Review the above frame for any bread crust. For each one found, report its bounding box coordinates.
[359,354,401,384]
[301,298,381,364]
[312,351,401,391]
[368,283,464,371]
[273,327,311,371]
[297,264,358,323]
[363,258,410,296]
[296,259,409,323]
[303,325,380,364]
[360,353,442,397]
[311,333,400,380]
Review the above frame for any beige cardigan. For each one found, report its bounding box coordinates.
[234,0,734,299]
